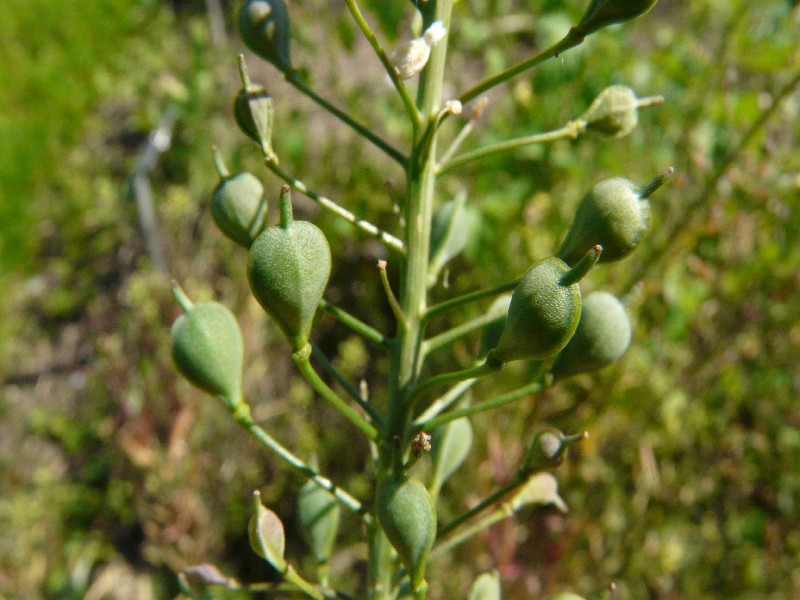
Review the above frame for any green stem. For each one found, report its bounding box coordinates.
[378,260,408,329]
[413,378,478,425]
[231,403,370,521]
[439,120,475,166]
[293,345,380,441]
[285,72,407,165]
[417,379,543,431]
[265,160,405,254]
[423,279,519,322]
[319,299,390,348]
[458,28,585,105]
[437,122,584,175]
[284,565,328,600]
[341,0,422,129]
[430,506,509,560]
[409,360,500,405]
[423,312,504,355]
[437,475,525,538]
[372,2,455,598]
[310,341,385,427]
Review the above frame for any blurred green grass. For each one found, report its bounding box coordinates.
[1,0,799,598]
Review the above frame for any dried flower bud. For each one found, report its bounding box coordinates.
[392,38,431,79]
[391,21,447,79]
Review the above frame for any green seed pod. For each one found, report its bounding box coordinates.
[551,292,632,379]
[575,0,659,37]
[376,473,436,591]
[238,0,292,71]
[234,55,276,160]
[469,571,502,600]
[488,248,602,364]
[296,479,340,568]
[429,416,473,497]
[248,186,331,350]
[211,149,267,249]
[170,284,243,407]
[557,169,671,266]
[579,85,661,138]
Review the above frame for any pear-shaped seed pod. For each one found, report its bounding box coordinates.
[297,479,340,567]
[211,151,267,248]
[575,0,659,37]
[376,474,436,591]
[239,0,292,71]
[248,186,331,350]
[170,288,243,406]
[489,248,601,364]
[551,291,632,379]
[557,170,670,266]
[580,85,638,137]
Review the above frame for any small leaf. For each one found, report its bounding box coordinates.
[248,491,287,572]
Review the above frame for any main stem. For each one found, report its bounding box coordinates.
[368,2,454,599]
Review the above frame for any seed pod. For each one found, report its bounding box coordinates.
[429,416,473,497]
[248,491,287,572]
[469,571,502,600]
[238,0,292,71]
[579,85,643,138]
[575,0,659,37]
[248,186,331,350]
[376,473,436,591]
[551,291,632,379]
[211,149,267,248]
[296,479,340,568]
[234,55,276,160]
[557,169,671,266]
[548,594,586,600]
[488,248,602,364]
[170,284,243,407]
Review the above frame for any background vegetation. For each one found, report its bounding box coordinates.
[1,0,798,598]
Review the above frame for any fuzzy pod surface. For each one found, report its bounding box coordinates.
[238,0,292,71]
[575,0,659,37]
[558,177,650,265]
[376,474,437,590]
[171,301,243,404]
[551,291,632,378]
[212,171,267,248]
[248,187,331,350]
[489,257,584,363]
